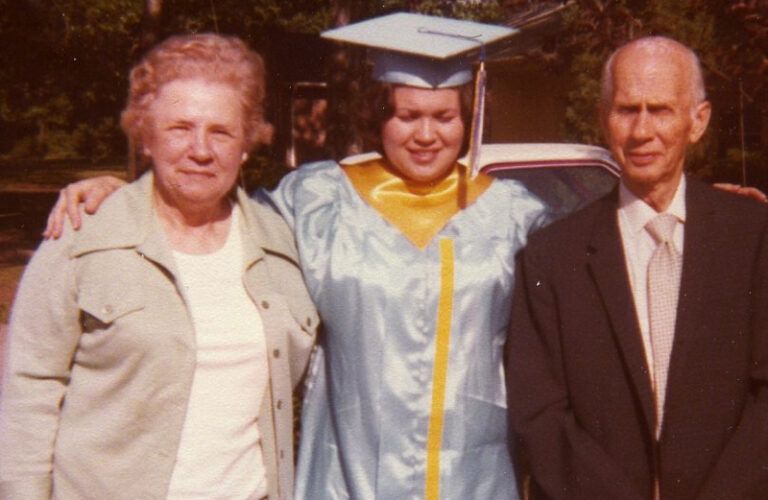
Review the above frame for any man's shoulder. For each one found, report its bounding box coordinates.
[688,177,768,226]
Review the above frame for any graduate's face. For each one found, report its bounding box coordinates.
[381,86,465,184]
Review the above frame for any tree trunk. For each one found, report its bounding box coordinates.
[140,0,163,58]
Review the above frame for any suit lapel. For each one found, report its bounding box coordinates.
[667,177,716,397]
[586,192,657,433]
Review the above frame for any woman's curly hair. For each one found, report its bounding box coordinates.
[121,33,273,154]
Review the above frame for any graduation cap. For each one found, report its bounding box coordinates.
[322,12,518,176]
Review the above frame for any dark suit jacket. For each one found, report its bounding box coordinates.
[507,176,768,500]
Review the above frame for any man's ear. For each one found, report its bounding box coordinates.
[689,100,712,144]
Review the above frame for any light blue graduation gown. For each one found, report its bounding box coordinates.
[265,160,547,499]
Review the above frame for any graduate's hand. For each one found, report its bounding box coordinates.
[713,183,768,203]
[43,176,127,239]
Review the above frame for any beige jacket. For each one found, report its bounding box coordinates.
[0,173,318,499]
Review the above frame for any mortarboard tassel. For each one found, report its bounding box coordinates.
[468,59,486,178]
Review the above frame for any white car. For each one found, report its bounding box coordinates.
[478,143,620,221]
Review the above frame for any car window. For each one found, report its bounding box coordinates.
[488,166,618,221]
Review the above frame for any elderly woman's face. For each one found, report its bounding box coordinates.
[144,78,246,210]
[381,86,465,184]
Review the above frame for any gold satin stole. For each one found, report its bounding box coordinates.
[342,159,494,249]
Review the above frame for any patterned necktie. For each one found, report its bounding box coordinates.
[646,213,682,438]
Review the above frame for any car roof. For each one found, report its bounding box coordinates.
[469,143,620,175]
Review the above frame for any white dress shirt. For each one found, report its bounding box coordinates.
[618,177,686,384]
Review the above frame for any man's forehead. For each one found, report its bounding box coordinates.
[610,48,694,103]
[616,37,691,64]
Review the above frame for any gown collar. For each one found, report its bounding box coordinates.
[343,158,494,249]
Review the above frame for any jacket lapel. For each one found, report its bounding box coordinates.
[586,191,657,434]
[666,177,715,397]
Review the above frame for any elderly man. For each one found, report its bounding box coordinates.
[507,36,768,499]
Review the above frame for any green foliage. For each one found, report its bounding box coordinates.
[0,0,342,164]
[241,154,293,192]
[73,118,124,163]
[557,0,766,183]
[0,0,142,161]
[2,0,763,188]
[158,0,336,38]
[563,49,605,145]
[379,0,505,21]
[0,0,506,167]
[558,0,649,144]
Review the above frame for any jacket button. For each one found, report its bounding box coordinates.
[261,300,270,309]
[273,349,280,358]
[276,399,283,410]
[279,449,285,459]
[306,317,312,327]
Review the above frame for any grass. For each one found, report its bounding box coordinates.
[0,265,24,324]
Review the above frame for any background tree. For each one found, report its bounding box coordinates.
[0,0,143,161]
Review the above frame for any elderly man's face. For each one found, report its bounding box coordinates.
[602,44,710,205]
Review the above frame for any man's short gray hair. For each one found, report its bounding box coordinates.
[600,36,707,112]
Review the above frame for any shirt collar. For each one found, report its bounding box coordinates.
[619,175,687,236]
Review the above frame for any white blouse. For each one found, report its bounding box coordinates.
[167,207,269,500]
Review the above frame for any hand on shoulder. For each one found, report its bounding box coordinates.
[43,175,127,239]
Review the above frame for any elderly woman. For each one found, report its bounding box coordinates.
[0,34,317,499]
